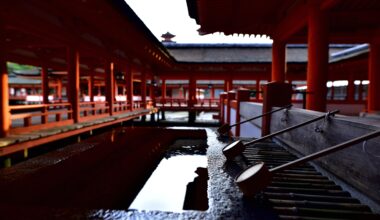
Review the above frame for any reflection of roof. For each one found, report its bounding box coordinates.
[164,43,355,63]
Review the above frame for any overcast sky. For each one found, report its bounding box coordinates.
[125,0,273,44]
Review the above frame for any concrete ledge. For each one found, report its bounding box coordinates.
[270,107,380,210]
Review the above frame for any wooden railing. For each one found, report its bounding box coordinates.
[79,101,109,118]
[155,98,219,111]
[10,103,72,128]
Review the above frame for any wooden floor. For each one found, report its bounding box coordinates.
[0,108,156,158]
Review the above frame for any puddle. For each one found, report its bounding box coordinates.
[129,155,207,212]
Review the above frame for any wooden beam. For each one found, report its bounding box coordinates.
[273,2,308,41]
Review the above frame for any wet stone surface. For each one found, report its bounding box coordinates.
[89,128,259,219]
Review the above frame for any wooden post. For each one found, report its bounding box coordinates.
[306,2,329,112]
[188,76,197,123]
[41,66,49,124]
[105,61,114,115]
[125,65,133,110]
[224,77,233,92]
[271,40,286,82]
[161,78,166,102]
[235,89,251,136]
[368,42,380,112]
[347,74,355,103]
[141,71,147,121]
[67,48,80,123]
[227,91,236,126]
[219,92,227,123]
[0,37,10,137]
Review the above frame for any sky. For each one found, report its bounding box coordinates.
[124,0,273,44]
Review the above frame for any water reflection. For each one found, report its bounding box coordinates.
[129,155,207,212]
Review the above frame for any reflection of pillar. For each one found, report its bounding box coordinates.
[306,2,328,112]
[105,61,114,115]
[271,40,286,82]
[125,66,133,110]
[0,37,10,137]
[67,48,80,122]
[368,43,380,112]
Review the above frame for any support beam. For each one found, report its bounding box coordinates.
[306,2,329,112]
[274,3,308,41]
[224,77,233,92]
[368,43,380,112]
[271,40,286,82]
[67,48,80,123]
[105,61,114,116]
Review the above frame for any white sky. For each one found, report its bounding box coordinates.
[125,0,273,44]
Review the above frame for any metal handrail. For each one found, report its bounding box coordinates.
[217,104,292,135]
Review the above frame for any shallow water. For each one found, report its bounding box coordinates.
[129,155,207,212]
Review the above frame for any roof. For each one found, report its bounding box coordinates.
[187,0,380,43]
[164,43,356,63]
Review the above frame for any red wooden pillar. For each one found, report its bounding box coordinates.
[125,66,133,110]
[347,74,355,103]
[226,91,236,126]
[235,89,251,136]
[88,73,94,102]
[255,80,260,100]
[271,40,286,82]
[368,43,380,112]
[150,77,155,107]
[224,77,233,92]
[306,2,329,112]
[161,79,166,101]
[57,79,62,101]
[188,76,197,123]
[105,61,114,115]
[219,92,227,123]
[67,48,80,123]
[211,87,215,99]
[41,66,49,123]
[141,71,147,108]
[0,37,10,137]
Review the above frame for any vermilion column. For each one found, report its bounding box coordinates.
[105,61,114,115]
[224,77,233,92]
[41,66,49,123]
[125,66,133,110]
[188,76,197,123]
[368,43,380,112]
[141,71,147,108]
[0,43,9,137]
[271,40,286,82]
[306,2,329,112]
[150,77,155,106]
[161,79,167,102]
[88,73,94,102]
[67,48,80,122]
[41,66,49,104]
